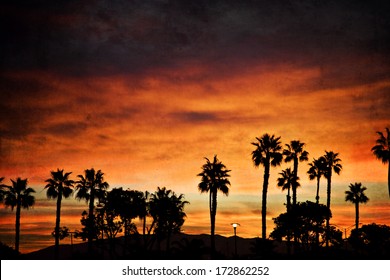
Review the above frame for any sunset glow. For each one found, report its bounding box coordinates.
[0,1,389,253]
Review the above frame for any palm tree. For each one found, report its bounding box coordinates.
[371,127,390,197]
[307,157,326,247]
[283,140,309,208]
[323,151,342,247]
[44,169,74,258]
[276,167,299,255]
[345,182,369,231]
[149,187,188,253]
[307,157,326,204]
[277,168,298,212]
[251,133,283,240]
[3,178,35,253]
[197,155,231,257]
[141,190,150,248]
[75,168,109,252]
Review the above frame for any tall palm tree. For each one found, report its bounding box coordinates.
[44,169,74,258]
[307,157,326,247]
[371,127,390,197]
[75,168,109,252]
[197,155,231,257]
[251,133,283,240]
[307,157,326,204]
[3,178,35,253]
[283,140,309,208]
[323,151,342,247]
[345,182,369,231]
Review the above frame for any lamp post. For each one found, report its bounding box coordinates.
[231,223,240,258]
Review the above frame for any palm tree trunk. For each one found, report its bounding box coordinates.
[262,163,270,240]
[315,177,320,247]
[292,158,299,251]
[55,194,62,259]
[326,170,332,248]
[285,186,291,255]
[387,162,390,198]
[286,192,291,212]
[88,191,95,254]
[15,203,21,253]
[210,190,217,258]
[292,158,298,207]
[143,216,147,250]
[315,177,320,204]
[355,202,359,231]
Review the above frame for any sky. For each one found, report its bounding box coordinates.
[0,0,389,253]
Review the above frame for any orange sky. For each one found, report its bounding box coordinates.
[1,1,389,253]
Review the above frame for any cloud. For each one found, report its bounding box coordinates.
[169,111,219,123]
[42,121,88,138]
[2,1,389,81]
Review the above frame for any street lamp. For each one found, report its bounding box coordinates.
[231,223,240,257]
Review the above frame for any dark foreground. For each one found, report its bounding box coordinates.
[1,233,389,260]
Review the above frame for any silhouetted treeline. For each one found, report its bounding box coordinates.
[0,127,389,259]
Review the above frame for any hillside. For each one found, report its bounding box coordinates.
[20,233,285,260]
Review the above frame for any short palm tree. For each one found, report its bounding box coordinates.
[371,127,390,197]
[277,168,298,212]
[141,191,150,248]
[323,151,342,247]
[307,157,326,204]
[197,155,231,257]
[283,140,309,208]
[3,178,35,253]
[251,133,283,239]
[276,167,299,255]
[75,168,109,252]
[149,187,188,253]
[44,169,74,258]
[345,182,369,231]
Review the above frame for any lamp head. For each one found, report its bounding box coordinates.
[231,223,240,228]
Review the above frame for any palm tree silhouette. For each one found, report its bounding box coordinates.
[149,187,188,253]
[345,182,369,231]
[197,155,231,257]
[283,140,309,208]
[44,169,74,258]
[277,168,298,212]
[307,157,326,247]
[75,168,109,253]
[323,151,342,247]
[371,127,390,197]
[307,157,326,204]
[251,133,283,240]
[141,191,150,248]
[276,167,298,255]
[3,178,35,253]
